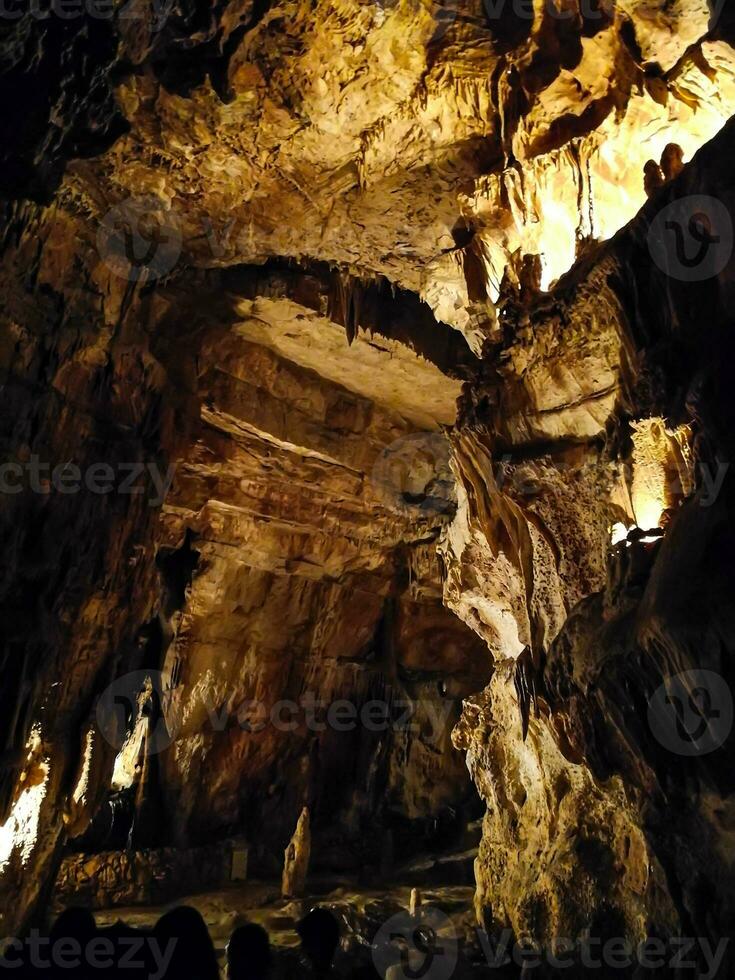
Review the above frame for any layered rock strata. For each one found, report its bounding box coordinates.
[1,0,735,961]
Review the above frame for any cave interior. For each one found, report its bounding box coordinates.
[2,0,735,977]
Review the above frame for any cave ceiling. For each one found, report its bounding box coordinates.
[54,0,735,345]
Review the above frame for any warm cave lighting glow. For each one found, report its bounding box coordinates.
[610,492,665,546]
[539,198,578,290]
[633,496,664,533]
[612,417,678,545]
[610,521,664,546]
[0,726,50,873]
[72,728,95,807]
[610,522,630,546]
[112,707,147,791]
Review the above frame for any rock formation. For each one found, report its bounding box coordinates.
[282,806,311,899]
[445,116,735,965]
[2,0,735,973]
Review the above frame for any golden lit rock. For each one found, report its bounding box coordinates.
[2,1,735,971]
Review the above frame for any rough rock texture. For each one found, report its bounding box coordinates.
[2,0,735,966]
[0,203,488,931]
[143,275,488,860]
[282,806,310,898]
[53,841,234,911]
[447,116,735,960]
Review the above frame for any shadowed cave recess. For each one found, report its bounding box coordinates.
[3,0,735,977]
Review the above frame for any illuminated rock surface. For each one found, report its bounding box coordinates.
[2,1,735,972]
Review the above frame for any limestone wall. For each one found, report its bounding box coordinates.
[53,842,236,912]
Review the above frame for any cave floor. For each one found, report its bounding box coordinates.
[93,878,477,957]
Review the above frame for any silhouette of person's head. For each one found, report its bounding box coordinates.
[227,923,272,980]
[296,908,340,974]
[48,908,97,980]
[50,907,97,945]
[154,906,218,980]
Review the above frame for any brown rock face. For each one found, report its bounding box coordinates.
[0,207,488,931]
[2,1,735,971]
[446,119,735,959]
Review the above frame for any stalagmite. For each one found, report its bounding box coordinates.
[660,142,686,182]
[281,807,311,899]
